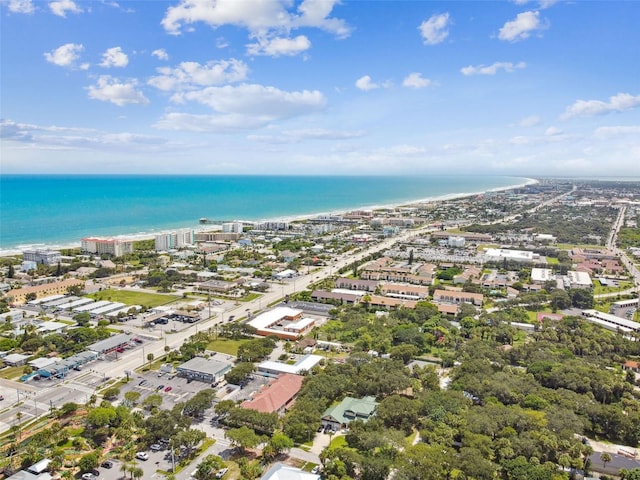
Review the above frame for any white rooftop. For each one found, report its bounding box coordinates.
[484,248,534,261]
[258,354,323,375]
[248,307,304,330]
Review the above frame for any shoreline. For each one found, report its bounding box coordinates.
[0,176,538,257]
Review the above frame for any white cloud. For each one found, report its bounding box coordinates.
[49,0,82,17]
[248,128,366,144]
[6,0,34,13]
[594,125,640,138]
[512,0,558,8]
[0,118,167,152]
[281,128,366,140]
[518,115,541,127]
[152,49,169,61]
[402,72,433,89]
[355,75,379,91]
[44,43,84,68]
[161,0,350,40]
[418,13,451,45]
[154,112,276,132]
[246,35,311,57]
[544,126,562,136]
[148,59,248,91]
[157,83,327,132]
[87,76,149,106]
[172,83,326,119]
[461,61,526,76]
[561,93,640,120]
[216,37,229,49]
[100,47,129,68]
[498,11,544,42]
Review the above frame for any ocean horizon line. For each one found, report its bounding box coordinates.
[0,176,538,257]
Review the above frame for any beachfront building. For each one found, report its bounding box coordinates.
[22,249,61,266]
[81,237,134,257]
[222,222,244,233]
[248,307,316,340]
[154,229,195,251]
[5,279,85,305]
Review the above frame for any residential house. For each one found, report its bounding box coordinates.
[321,396,378,430]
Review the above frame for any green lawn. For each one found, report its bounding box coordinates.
[545,257,559,265]
[88,289,180,308]
[328,435,347,450]
[206,338,248,356]
[593,280,634,295]
[526,309,552,322]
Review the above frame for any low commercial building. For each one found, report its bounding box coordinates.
[241,373,304,415]
[531,268,554,284]
[88,334,132,355]
[3,353,30,367]
[257,354,323,378]
[311,290,361,305]
[37,351,98,379]
[260,463,320,480]
[581,309,640,333]
[484,248,536,263]
[176,356,232,384]
[566,271,593,289]
[248,307,316,340]
[321,395,378,430]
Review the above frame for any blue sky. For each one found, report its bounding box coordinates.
[1,0,639,176]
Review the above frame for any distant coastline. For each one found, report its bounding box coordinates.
[0,175,537,257]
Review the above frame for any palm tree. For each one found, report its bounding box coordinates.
[15,412,23,439]
[130,466,144,480]
[600,452,612,470]
[119,462,130,480]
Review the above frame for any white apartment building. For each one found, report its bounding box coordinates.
[22,249,61,265]
[222,222,244,233]
[155,229,195,251]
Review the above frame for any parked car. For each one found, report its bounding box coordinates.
[81,474,97,480]
[150,443,162,451]
[311,466,321,474]
[135,452,149,461]
[164,386,172,392]
[0,395,4,401]
[138,380,147,386]
[101,460,113,469]
[216,468,229,478]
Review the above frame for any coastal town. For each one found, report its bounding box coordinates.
[0,178,639,480]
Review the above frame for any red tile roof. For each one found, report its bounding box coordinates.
[241,373,304,414]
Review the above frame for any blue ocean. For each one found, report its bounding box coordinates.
[0,175,532,253]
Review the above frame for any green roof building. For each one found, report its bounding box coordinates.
[321,396,378,430]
